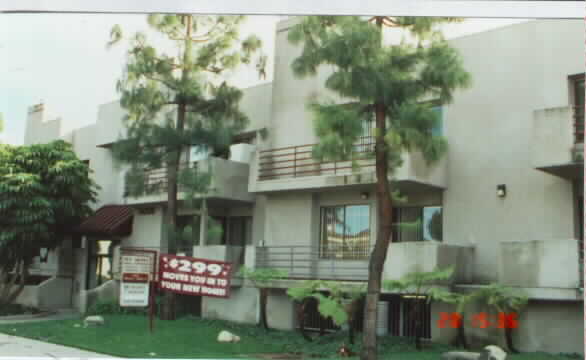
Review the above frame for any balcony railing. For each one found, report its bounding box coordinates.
[258,136,376,181]
[124,161,198,197]
[574,105,584,144]
[255,245,374,281]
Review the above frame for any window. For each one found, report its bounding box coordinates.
[228,217,253,246]
[320,205,370,259]
[177,215,201,254]
[431,105,443,136]
[205,216,253,246]
[392,206,443,242]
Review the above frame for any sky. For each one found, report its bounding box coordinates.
[0,15,527,145]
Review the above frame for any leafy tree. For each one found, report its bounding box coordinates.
[0,140,98,308]
[383,266,455,350]
[439,291,474,349]
[287,279,323,341]
[468,283,528,353]
[287,16,471,360]
[238,267,288,330]
[108,14,266,320]
[288,280,366,345]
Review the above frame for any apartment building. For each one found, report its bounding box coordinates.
[23,18,584,354]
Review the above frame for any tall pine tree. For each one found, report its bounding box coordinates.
[108,15,266,320]
[288,16,471,360]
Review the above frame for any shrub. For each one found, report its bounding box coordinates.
[85,298,148,316]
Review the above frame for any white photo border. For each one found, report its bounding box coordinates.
[0,0,583,19]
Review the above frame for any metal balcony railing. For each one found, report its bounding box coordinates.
[255,245,375,281]
[258,136,376,181]
[574,105,584,144]
[123,161,198,197]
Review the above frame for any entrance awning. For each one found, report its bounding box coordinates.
[75,205,134,237]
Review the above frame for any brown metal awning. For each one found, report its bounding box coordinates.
[75,205,134,237]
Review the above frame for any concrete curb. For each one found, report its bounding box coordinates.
[0,310,57,321]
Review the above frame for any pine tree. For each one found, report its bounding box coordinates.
[288,16,471,360]
[108,15,266,320]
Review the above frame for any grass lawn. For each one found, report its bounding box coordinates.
[0,314,581,359]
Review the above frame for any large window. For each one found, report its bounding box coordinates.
[392,206,443,242]
[205,216,253,246]
[320,205,371,259]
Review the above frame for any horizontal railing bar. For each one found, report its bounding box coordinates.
[258,164,376,180]
[260,136,374,154]
[259,157,375,172]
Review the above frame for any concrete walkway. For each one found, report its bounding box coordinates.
[0,308,81,325]
[0,309,120,358]
[0,332,119,358]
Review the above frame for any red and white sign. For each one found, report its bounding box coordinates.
[158,254,233,298]
[119,249,157,307]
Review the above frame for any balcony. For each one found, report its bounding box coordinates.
[532,106,583,180]
[123,157,253,205]
[249,136,447,193]
[254,242,474,285]
[255,245,372,281]
[383,241,475,285]
[498,239,581,291]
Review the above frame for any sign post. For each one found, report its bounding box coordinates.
[119,248,157,333]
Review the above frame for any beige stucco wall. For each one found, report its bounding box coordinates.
[121,208,165,250]
[440,20,582,283]
[432,299,583,355]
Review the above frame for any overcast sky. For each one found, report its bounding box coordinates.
[0,15,527,145]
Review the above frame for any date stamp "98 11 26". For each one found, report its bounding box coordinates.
[438,312,519,329]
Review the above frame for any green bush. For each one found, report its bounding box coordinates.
[85,298,148,316]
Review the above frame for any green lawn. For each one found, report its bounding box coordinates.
[0,315,581,359]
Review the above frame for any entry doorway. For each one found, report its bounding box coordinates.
[86,239,117,290]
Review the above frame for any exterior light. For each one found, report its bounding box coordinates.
[361,192,369,200]
[497,184,506,198]
[39,248,49,263]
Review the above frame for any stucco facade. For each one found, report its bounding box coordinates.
[23,18,583,355]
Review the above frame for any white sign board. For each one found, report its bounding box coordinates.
[121,254,153,276]
[120,282,150,307]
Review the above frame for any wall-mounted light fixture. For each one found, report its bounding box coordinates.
[497,184,507,198]
[39,248,49,263]
[360,192,369,200]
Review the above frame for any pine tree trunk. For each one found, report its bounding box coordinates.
[161,15,192,321]
[259,287,269,330]
[361,103,393,360]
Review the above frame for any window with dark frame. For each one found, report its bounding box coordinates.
[391,206,443,242]
[320,204,370,260]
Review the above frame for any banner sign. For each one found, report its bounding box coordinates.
[158,254,232,298]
